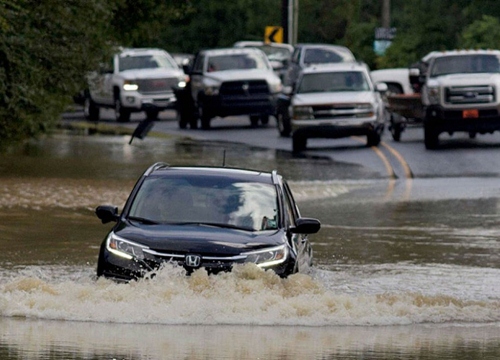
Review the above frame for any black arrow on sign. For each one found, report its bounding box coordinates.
[268,27,279,43]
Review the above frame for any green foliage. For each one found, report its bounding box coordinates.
[459,15,500,49]
[0,0,114,149]
[3,0,500,148]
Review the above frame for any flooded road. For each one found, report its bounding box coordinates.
[1,133,500,359]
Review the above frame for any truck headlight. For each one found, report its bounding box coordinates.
[293,106,314,120]
[269,81,283,94]
[106,232,147,260]
[123,80,139,91]
[426,86,440,105]
[243,245,288,268]
[203,79,221,96]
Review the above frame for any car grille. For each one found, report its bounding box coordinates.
[311,103,373,119]
[136,78,178,94]
[220,80,270,96]
[445,85,495,105]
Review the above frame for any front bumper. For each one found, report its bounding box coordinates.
[120,91,177,112]
[425,105,500,133]
[202,93,278,118]
[291,118,383,138]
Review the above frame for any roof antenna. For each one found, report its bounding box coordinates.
[222,149,226,167]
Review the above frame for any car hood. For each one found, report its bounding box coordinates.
[292,91,377,106]
[203,69,278,83]
[114,223,284,255]
[430,73,500,86]
[119,68,183,80]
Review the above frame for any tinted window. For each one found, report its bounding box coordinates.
[298,71,370,93]
[119,53,178,71]
[206,53,269,72]
[430,55,500,77]
[129,176,278,231]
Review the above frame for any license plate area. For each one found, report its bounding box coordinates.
[463,109,479,118]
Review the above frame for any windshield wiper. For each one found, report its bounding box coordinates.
[167,221,255,231]
[128,216,160,225]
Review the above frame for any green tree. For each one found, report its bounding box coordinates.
[459,15,500,49]
[0,0,114,149]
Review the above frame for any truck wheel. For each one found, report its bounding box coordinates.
[115,97,131,123]
[146,110,159,120]
[84,95,99,121]
[424,123,439,149]
[292,134,306,153]
[277,112,291,137]
[367,131,381,147]
[250,115,260,127]
[198,104,211,129]
[389,113,403,141]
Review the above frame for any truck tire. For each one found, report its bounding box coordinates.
[292,134,306,153]
[276,111,291,137]
[84,94,99,121]
[424,122,439,149]
[197,103,211,129]
[366,131,381,147]
[146,109,159,120]
[114,96,131,123]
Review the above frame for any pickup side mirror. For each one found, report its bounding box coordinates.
[375,82,388,92]
[291,217,321,234]
[95,205,119,224]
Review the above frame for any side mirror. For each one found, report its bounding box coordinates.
[282,85,293,95]
[95,205,119,224]
[291,217,321,234]
[375,82,388,92]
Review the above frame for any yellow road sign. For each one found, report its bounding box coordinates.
[265,26,283,43]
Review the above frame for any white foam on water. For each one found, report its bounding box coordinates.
[1,263,499,327]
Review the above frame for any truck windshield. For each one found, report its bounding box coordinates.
[430,54,500,77]
[297,71,370,93]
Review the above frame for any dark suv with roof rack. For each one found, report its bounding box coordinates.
[95,163,321,282]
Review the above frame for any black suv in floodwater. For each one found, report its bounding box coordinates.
[95,163,321,282]
[176,47,282,129]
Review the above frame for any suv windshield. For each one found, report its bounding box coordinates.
[128,176,279,231]
[430,54,500,77]
[119,53,178,72]
[298,71,370,93]
[206,53,269,72]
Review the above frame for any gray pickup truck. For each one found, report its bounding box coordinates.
[179,47,282,129]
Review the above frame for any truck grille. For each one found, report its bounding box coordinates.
[137,78,178,94]
[445,85,495,105]
[312,103,373,119]
[220,80,270,96]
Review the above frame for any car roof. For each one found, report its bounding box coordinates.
[301,62,369,74]
[425,49,500,60]
[144,163,278,184]
[234,41,294,51]
[199,47,266,56]
[119,48,169,57]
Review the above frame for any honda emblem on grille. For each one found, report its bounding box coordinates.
[185,254,201,267]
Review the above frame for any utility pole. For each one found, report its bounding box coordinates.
[382,0,390,28]
[282,0,298,45]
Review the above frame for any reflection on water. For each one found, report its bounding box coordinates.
[1,133,500,359]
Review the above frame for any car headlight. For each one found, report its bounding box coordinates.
[203,79,221,96]
[243,245,288,268]
[106,232,147,260]
[293,106,314,120]
[177,75,188,89]
[426,86,440,105]
[123,80,139,91]
[269,81,283,94]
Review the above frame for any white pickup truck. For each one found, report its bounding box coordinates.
[84,48,187,122]
[419,50,500,149]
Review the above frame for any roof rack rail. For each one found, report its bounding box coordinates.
[144,162,170,176]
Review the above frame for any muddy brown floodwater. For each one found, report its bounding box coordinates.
[1,133,500,360]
